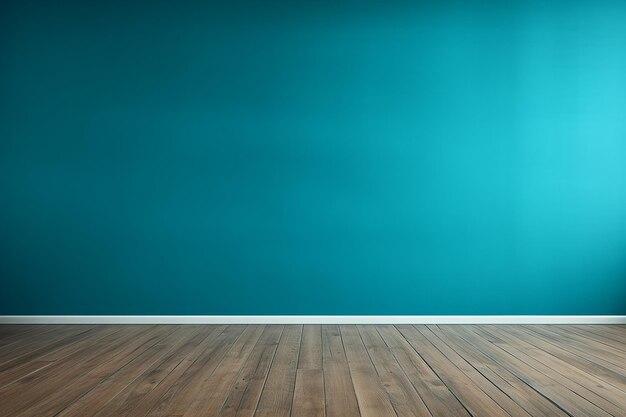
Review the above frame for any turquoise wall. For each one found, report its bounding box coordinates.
[2,0,625,315]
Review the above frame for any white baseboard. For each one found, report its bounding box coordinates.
[0,315,625,324]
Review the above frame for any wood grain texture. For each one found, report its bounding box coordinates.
[0,324,623,416]
[292,369,325,417]
[321,325,360,417]
[357,325,431,417]
[340,325,398,417]
[253,325,302,417]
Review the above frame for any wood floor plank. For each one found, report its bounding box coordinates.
[0,327,52,355]
[320,325,360,417]
[357,325,431,417]
[340,325,397,417]
[395,325,511,417]
[452,325,614,417]
[148,325,247,416]
[376,325,471,417]
[540,326,626,369]
[484,325,626,413]
[92,326,210,417]
[0,324,624,417]
[537,326,626,368]
[0,325,121,389]
[514,326,626,390]
[253,324,303,417]
[0,325,91,366]
[217,325,284,417]
[435,325,571,417]
[415,325,532,417]
[0,325,61,345]
[0,325,157,415]
[56,326,203,417]
[577,325,626,345]
[15,325,178,417]
[292,324,325,417]
[182,325,266,417]
[292,369,325,417]
[298,324,322,370]
[560,325,626,350]
[0,326,39,340]
[522,325,626,373]
[471,325,618,417]
[118,325,227,417]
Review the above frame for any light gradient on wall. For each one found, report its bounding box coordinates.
[1,0,625,314]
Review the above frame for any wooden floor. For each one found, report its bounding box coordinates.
[0,325,625,416]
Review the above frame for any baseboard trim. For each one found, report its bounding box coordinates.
[0,315,625,324]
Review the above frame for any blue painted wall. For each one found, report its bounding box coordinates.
[2,0,625,315]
